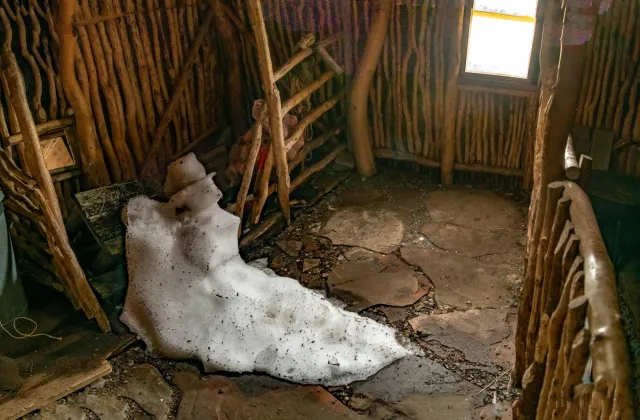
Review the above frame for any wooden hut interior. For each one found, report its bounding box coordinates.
[0,0,638,419]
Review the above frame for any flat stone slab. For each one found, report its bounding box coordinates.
[319,205,406,254]
[353,356,478,403]
[80,394,129,420]
[409,309,517,369]
[36,404,87,420]
[343,247,383,262]
[120,364,172,420]
[425,189,522,232]
[380,306,411,323]
[172,368,361,419]
[400,246,519,309]
[327,255,430,311]
[387,394,475,420]
[420,223,520,258]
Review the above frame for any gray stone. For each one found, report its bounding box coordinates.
[37,404,87,420]
[387,394,476,420]
[400,246,519,309]
[120,364,172,420]
[0,355,22,391]
[343,247,383,262]
[409,309,517,368]
[475,402,513,419]
[425,189,523,232]
[380,306,411,323]
[328,255,430,311]
[319,206,406,254]
[353,356,478,403]
[420,223,520,257]
[276,240,303,257]
[80,394,129,420]
[303,259,321,272]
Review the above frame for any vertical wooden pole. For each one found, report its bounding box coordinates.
[341,0,354,151]
[441,1,465,185]
[246,0,291,223]
[349,0,392,177]
[516,0,601,386]
[57,0,110,187]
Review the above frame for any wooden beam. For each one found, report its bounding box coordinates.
[7,117,74,146]
[246,0,291,224]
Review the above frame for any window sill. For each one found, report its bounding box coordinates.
[458,75,539,98]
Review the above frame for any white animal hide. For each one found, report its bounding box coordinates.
[121,175,409,385]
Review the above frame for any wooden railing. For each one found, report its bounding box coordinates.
[513,145,633,419]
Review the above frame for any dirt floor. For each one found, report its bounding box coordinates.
[20,169,529,420]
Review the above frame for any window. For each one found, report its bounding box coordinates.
[462,0,541,84]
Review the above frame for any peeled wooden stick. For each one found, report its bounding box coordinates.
[285,92,344,152]
[247,0,291,224]
[236,107,266,235]
[57,0,110,187]
[564,135,580,180]
[525,181,565,363]
[2,51,64,227]
[272,33,340,82]
[349,0,392,176]
[291,144,346,190]
[282,71,335,114]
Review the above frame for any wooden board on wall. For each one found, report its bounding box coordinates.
[590,128,615,170]
[571,126,593,159]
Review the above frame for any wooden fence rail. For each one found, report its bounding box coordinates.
[514,153,633,419]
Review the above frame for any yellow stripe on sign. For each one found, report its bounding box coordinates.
[472,10,536,23]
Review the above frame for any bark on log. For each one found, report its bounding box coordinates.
[441,2,464,185]
[57,0,110,187]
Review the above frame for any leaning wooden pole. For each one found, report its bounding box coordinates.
[515,0,601,385]
[349,0,392,177]
[0,54,110,333]
[1,51,64,227]
[57,0,110,187]
[246,0,291,223]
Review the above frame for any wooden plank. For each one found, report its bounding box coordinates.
[590,128,615,170]
[74,181,157,256]
[0,304,135,419]
[570,125,592,159]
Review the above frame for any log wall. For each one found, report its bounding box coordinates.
[351,2,538,186]
[575,0,640,175]
[0,0,226,186]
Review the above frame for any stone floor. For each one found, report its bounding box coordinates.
[29,171,527,420]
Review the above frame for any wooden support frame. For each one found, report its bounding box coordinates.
[246,0,291,224]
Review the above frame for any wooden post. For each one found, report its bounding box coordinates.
[57,0,110,187]
[349,0,392,177]
[441,1,464,185]
[517,0,600,386]
[246,0,291,224]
